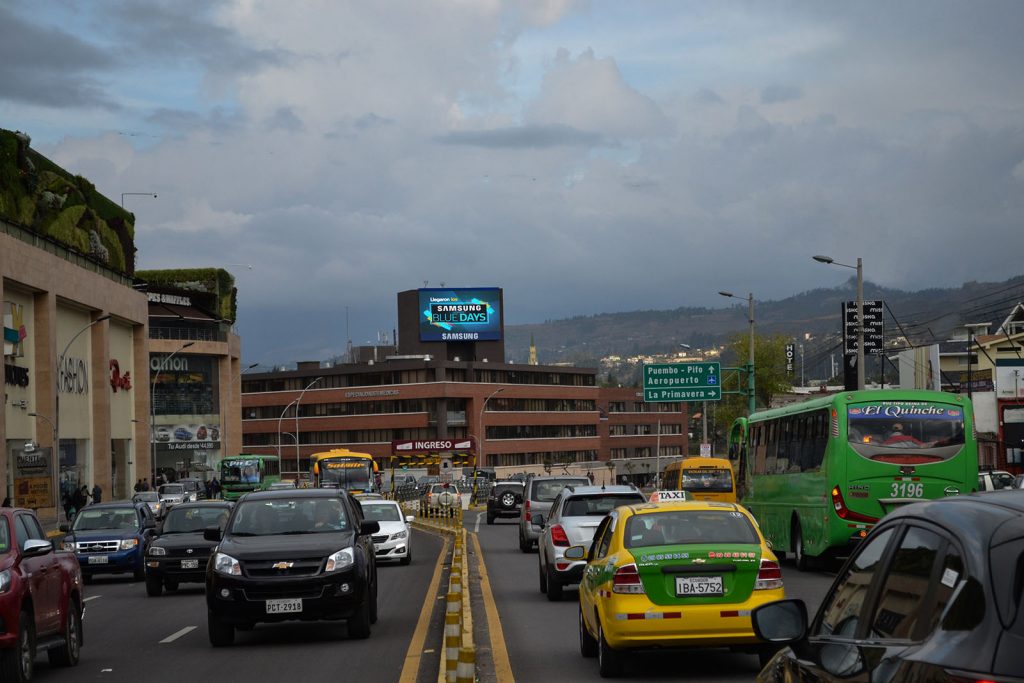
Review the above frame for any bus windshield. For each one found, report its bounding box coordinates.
[680,468,734,493]
[222,459,261,484]
[320,459,372,490]
[847,401,965,462]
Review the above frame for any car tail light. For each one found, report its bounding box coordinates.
[524,499,531,523]
[612,563,645,594]
[550,524,570,547]
[945,672,1010,683]
[754,559,783,590]
[831,486,879,524]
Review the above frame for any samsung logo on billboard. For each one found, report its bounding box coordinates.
[419,288,502,343]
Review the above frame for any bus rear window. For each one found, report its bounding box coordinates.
[680,468,734,492]
[847,402,965,458]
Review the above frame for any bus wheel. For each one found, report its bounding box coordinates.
[792,521,811,572]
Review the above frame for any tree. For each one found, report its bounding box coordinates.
[715,332,794,435]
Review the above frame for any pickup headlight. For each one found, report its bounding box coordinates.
[148,545,167,556]
[0,569,10,593]
[392,530,408,540]
[213,552,241,576]
[120,538,139,550]
[324,547,355,573]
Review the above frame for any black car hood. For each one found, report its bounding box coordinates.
[218,531,357,560]
[152,531,217,552]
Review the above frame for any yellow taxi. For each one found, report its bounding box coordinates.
[567,498,785,677]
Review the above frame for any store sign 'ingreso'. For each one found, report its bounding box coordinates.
[391,439,475,453]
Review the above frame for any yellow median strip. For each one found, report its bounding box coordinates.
[471,532,515,683]
[400,533,451,683]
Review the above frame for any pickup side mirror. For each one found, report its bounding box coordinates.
[59,523,71,533]
[23,539,53,558]
[751,599,808,643]
[204,526,223,542]
[532,513,545,528]
[360,520,381,536]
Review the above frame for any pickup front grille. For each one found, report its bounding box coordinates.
[77,540,120,553]
[244,585,325,601]
[244,558,323,578]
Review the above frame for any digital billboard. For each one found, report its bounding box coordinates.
[418,288,502,342]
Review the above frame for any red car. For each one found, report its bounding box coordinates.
[0,506,84,681]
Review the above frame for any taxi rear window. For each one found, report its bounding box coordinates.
[563,494,645,516]
[624,510,759,548]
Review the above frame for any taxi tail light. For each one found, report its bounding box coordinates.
[754,559,783,591]
[612,563,645,594]
[550,524,570,547]
[831,486,879,524]
[523,499,532,523]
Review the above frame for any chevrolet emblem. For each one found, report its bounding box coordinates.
[272,561,293,570]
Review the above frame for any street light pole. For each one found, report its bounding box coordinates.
[295,377,324,481]
[719,291,757,415]
[479,387,505,468]
[680,343,708,445]
[813,255,865,390]
[277,398,298,460]
[151,341,195,487]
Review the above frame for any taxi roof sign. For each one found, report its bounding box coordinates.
[649,490,692,503]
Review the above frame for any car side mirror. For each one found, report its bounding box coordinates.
[23,539,53,558]
[532,513,545,528]
[406,515,415,523]
[751,599,808,643]
[360,520,381,535]
[563,545,587,561]
[204,526,223,542]
[59,523,71,533]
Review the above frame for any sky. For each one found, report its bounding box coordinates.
[2,0,1023,365]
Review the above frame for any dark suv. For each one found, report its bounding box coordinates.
[518,475,590,552]
[486,481,524,525]
[145,500,233,596]
[204,489,380,646]
[753,490,1024,682]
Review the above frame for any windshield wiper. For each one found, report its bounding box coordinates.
[279,530,316,535]
[228,531,259,536]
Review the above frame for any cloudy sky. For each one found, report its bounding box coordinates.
[3,1,1023,364]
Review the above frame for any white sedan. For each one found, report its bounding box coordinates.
[360,500,413,565]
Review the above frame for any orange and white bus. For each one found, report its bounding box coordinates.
[309,448,379,493]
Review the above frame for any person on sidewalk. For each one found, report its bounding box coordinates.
[91,483,102,504]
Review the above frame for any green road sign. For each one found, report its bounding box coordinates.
[643,362,722,402]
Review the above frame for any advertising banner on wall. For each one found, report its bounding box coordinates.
[14,446,54,508]
[418,288,502,342]
[152,421,221,451]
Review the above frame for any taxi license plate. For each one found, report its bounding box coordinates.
[676,576,723,596]
[181,559,199,569]
[266,599,302,614]
[88,555,109,565]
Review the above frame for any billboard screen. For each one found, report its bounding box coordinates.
[418,288,502,342]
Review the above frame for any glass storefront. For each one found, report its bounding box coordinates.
[151,354,223,482]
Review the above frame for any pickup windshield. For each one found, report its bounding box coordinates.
[228,498,349,536]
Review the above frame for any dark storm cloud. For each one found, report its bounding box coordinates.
[0,6,118,109]
[99,0,289,75]
[437,124,605,149]
[761,85,802,104]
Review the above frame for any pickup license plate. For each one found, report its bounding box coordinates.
[266,599,302,614]
[676,576,724,596]
[88,555,109,565]
[181,559,200,569]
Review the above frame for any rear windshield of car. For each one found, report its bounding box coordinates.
[531,479,590,502]
[430,484,460,493]
[229,498,349,535]
[624,510,759,548]
[492,484,523,495]
[0,518,9,554]
[562,494,645,516]
[361,503,403,522]
[162,505,230,533]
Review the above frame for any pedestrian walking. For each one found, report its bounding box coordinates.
[210,477,221,499]
[134,479,143,493]
[91,483,102,504]
[204,479,212,499]
[142,478,150,491]
[72,486,87,513]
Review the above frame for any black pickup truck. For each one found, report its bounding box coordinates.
[204,489,379,646]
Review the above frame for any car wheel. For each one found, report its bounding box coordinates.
[207,610,235,647]
[579,606,597,658]
[400,547,412,566]
[757,644,781,669]
[165,579,179,592]
[597,621,623,678]
[519,531,532,553]
[538,556,548,593]
[145,574,163,597]
[546,565,563,602]
[348,588,372,639]
[370,575,379,625]
[0,611,34,683]
[792,521,811,572]
[500,492,516,509]
[486,513,495,525]
[48,597,82,667]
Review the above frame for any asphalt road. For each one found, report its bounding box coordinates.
[29,530,444,683]
[469,510,837,682]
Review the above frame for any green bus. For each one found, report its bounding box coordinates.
[219,454,283,501]
[727,389,977,570]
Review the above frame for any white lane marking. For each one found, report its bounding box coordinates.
[159,626,197,644]
[474,511,483,533]
[83,596,101,603]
